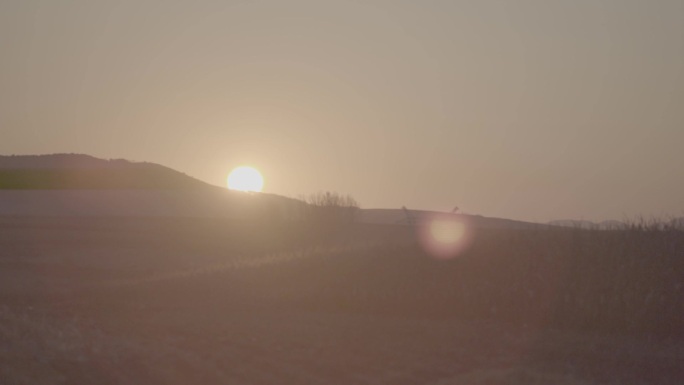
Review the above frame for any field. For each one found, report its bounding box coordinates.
[1,216,682,384]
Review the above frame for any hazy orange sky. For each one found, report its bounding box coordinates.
[2,1,683,222]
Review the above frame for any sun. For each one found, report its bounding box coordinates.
[227,166,264,192]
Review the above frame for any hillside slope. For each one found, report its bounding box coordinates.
[358,208,545,229]
[0,154,212,190]
[0,154,300,218]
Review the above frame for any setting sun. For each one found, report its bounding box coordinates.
[227,166,264,192]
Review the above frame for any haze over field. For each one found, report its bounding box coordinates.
[2,0,683,221]
[3,3,684,384]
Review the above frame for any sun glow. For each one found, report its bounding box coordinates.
[227,166,264,192]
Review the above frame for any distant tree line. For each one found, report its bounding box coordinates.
[299,191,359,225]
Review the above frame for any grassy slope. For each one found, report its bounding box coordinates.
[0,216,682,384]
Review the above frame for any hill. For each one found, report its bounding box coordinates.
[358,208,545,229]
[0,154,300,218]
[549,218,684,230]
[0,154,213,190]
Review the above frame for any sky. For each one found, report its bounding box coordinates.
[1,0,683,222]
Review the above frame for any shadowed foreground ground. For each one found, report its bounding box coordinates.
[1,217,682,384]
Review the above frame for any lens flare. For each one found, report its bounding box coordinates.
[418,215,471,259]
[430,220,466,244]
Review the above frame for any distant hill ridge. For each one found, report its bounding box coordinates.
[549,218,684,230]
[0,154,213,190]
[0,154,133,169]
[358,208,545,230]
[547,219,626,230]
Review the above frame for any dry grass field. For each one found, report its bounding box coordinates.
[1,216,682,384]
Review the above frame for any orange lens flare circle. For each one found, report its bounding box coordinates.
[417,215,472,259]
